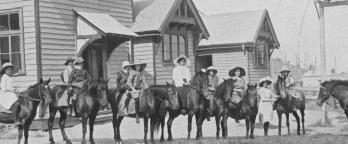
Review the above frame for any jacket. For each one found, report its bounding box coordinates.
[68,68,91,84]
[208,75,219,91]
[116,70,129,88]
[127,70,148,90]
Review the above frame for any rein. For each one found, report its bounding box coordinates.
[18,84,44,102]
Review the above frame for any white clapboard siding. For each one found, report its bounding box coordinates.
[0,0,39,90]
[212,51,248,84]
[38,0,133,84]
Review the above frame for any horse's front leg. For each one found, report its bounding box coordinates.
[58,108,72,144]
[23,122,31,144]
[143,116,148,144]
[167,112,176,141]
[48,108,57,144]
[245,118,250,139]
[292,111,301,135]
[277,111,282,136]
[300,108,305,135]
[215,114,221,139]
[160,116,165,142]
[150,117,155,142]
[250,116,256,139]
[17,125,23,144]
[115,116,124,143]
[222,112,228,138]
[81,117,87,144]
[187,114,193,139]
[286,113,290,136]
[89,116,97,144]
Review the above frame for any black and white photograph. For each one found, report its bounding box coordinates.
[0,0,348,143]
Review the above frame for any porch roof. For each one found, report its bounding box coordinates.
[76,11,137,37]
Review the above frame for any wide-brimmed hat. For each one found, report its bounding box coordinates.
[280,66,290,73]
[74,57,84,65]
[258,76,273,87]
[173,55,190,66]
[64,57,75,65]
[130,61,147,71]
[207,66,217,74]
[229,67,246,77]
[1,62,13,70]
[122,61,130,69]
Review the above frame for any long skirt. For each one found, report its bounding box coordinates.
[259,101,274,123]
[0,91,17,111]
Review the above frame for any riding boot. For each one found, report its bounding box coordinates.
[72,100,79,117]
[264,122,270,136]
[135,99,140,124]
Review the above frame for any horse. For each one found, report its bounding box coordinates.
[228,83,258,139]
[274,75,305,136]
[46,80,109,144]
[109,82,178,144]
[0,78,51,144]
[166,71,210,140]
[209,78,235,139]
[317,80,348,119]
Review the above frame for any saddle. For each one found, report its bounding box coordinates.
[119,90,146,116]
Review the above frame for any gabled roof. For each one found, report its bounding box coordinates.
[132,0,209,38]
[199,9,279,48]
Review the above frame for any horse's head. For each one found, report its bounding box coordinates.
[38,78,51,118]
[246,83,258,106]
[166,81,179,110]
[91,79,109,107]
[191,71,210,97]
[222,78,235,101]
[276,75,287,99]
[317,81,331,106]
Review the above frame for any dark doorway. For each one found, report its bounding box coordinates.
[196,55,212,72]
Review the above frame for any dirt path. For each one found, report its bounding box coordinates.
[1,107,348,144]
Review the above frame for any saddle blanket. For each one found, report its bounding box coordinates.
[118,90,146,116]
[58,90,69,107]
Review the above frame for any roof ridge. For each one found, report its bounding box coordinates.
[204,9,266,17]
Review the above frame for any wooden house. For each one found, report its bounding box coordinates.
[197,10,280,83]
[0,0,137,89]
[131,0,209,85]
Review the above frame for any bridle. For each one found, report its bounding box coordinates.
[18,84,47,102]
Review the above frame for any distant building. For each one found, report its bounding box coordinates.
[299,69,348,87]
[270,58,305,81]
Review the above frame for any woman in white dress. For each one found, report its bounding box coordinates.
[258,76,278,136]
[0,62,18,112]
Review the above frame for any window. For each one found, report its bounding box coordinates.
[162,34,187,62]
[0,11,24,74]
[253,44,267,66]
[175,0,188,17]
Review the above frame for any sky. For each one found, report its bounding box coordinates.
[193,0,348,73]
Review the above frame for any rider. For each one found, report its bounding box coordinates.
[206,66,219,115]
[116,61,131,97]
[0,62,20,125]
[60,57,75,115]
[229,66,247,123]
[258,76,278,136]
[68,57,91,116]
[127,61,148,124]
[279,66,298,98]
[172,55,191,113]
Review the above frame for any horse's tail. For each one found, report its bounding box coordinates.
[153,116,162,133]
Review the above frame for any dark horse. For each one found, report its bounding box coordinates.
[317,80,348,119]
[46,80,109,144]
[274,76,305,136]
[167,71,210,140]
[0,78,51,144]
[109,82,178,144]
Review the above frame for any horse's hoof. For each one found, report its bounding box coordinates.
[66,140,72,144]
[250,135,255,139]
[168,137,173,141]
[160,138,164,143]
[50,142,55,144]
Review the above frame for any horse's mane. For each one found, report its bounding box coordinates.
[323,80,348,92]
[191,72,208,88]
[215,78,235,99]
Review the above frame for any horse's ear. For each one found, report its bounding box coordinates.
[47,78,51,84]
[40,78,43,84]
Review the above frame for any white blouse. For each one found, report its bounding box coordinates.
[0,74,14,92]
[172,65,191,87]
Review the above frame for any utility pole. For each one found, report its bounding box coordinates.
[315,0,348,125]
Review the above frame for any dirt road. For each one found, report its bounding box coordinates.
[1,102,348,144]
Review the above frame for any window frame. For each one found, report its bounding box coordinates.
[162,33,188,63]
[0,9,25,76]
[252,43,268,68]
